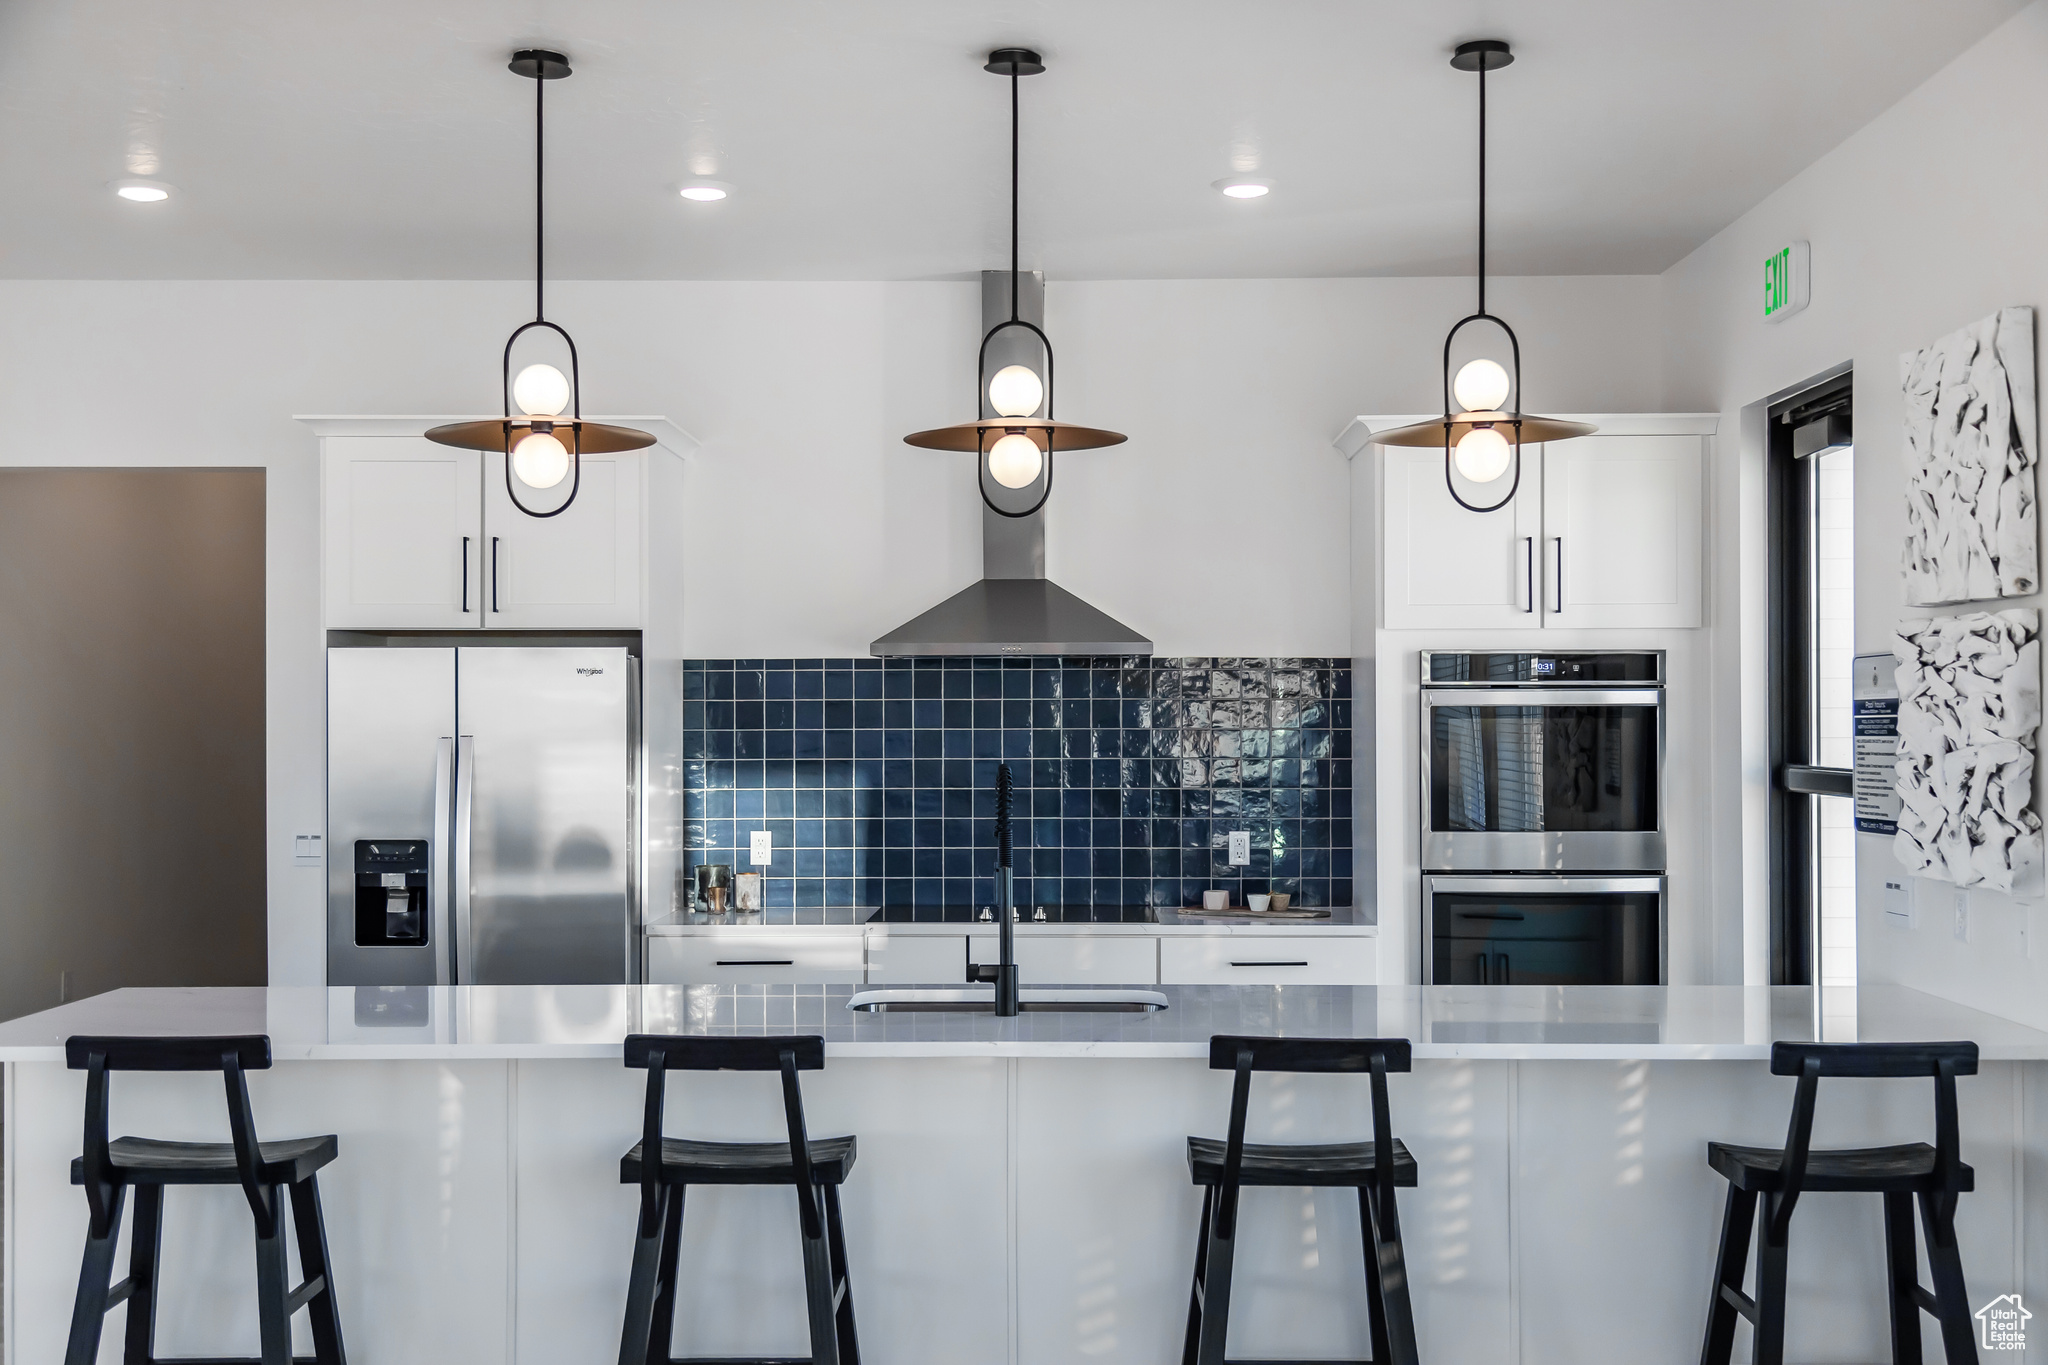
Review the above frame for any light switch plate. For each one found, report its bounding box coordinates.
[749,831,773,866]
[293,834,323,865]
[1227,830,1251,865]
[1882,876,1912,928]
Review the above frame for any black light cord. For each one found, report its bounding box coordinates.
[535,70,545,322]
[1476,57,1485,317]
[1010,68,1020,323]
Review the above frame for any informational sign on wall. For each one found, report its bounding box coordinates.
[1852,652,1900,835]
[1765,240,1810,322]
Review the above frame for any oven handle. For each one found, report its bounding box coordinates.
[1420,688,1662,708]
[1427,876,1664,895]
[1458,910,1526,920]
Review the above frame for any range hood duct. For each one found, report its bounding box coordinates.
[872,271,1152,658]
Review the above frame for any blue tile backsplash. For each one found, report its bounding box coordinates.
[681,657,1352,922]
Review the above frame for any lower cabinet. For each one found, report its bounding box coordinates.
[645,933,865,985]
[1158,935,1377,986]
[864,933,968,985]
[970,933,1159,985]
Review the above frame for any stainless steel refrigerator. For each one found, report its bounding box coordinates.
[327,645,638,986]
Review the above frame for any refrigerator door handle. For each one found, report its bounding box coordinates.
[432,737,455,985]
[454,735,476,984]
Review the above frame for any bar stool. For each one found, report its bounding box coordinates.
[617,1034,860,1365]
[1699,1040,1979,1365]
[1183,1035,1420,1365]
[64,1034,346,1365]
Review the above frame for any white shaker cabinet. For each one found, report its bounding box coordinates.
[1380,442,1543,629]
[1358,414,1714,631]
[1540,432,1703,629]
[480,450,643,629]
[322,437,482,629]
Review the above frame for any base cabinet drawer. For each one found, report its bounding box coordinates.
[970,933,1158,985]
[645,934,866,985]
[864,934,968,985]
[1159,936,1376,985]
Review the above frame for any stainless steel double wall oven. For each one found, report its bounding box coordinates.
[1420,651,1666,985]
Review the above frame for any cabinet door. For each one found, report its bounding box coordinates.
[1541,434,1703,628]
[323,437,481,629]
[967,932,1158,984]
[1381,442,1543,629]
[644,933,866,984]
[865,932,968,984]
[1158,935,1377,985]
[482,451,643,628]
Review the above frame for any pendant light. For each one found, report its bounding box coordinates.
[1371,40,1594,512]
[426,50,653,517]
[903,48,1125,518]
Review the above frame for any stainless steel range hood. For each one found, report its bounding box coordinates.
[872,271,1151,659]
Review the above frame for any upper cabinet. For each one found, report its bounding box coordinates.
[323,437,482,629]
[311,419,690,632]
[1361,415,1715,631]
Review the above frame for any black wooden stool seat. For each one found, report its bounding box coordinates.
[73,1134,340,1187]
[1708,1139,1973,1194]
[1699,1041,1980,1365]
[618,1035,860,1365]
[1183,1037,1420,1365]
[64,1034,346,1365]
[622,1135,856,1187]
[1189,1136,1417,1189]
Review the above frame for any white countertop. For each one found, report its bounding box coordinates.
[1,983,2041,1061]
[646,907,1375,935]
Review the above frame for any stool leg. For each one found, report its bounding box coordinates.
[65,1182,127,1365]
[618,1184,669,1365]
[798,1182,843,1365]
[823,1185,861,1365]
[1882,1192,1923,1365]
[645,1184,686,1365]
[289,1175,348,1365]
[1181,1187,1213,1365]
[1194,1195,1237,1365]
[1753,1193,1791,1365]
[254,1185,295,1365]
[1918,1191,1978,1365]
[123,1184,163,1365]
[1363,1181,1421,1365]
[1699,1186,1755,1365]
[1357,1186,1391,1365]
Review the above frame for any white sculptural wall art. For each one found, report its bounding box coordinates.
[1901,306,2038,605]
[1892,609,2042,892]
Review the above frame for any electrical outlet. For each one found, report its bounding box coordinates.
[749,830,773,866]
[1953,890,1971,943]
[1227,830,1251,865]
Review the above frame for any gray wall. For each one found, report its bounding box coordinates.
[0,468,266,1020]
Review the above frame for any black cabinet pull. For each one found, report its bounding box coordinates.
[715,959,793,967]
[1231,960,1308,967]
[460,536,470,613]
[1458,910,1526,920]
[490,536,501,613]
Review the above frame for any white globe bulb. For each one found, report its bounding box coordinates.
[1452,358,1512,414]
[512,431,571,489]
[511,363,571,417]
[1453,426,1514,483]
[988,432,1044,489]
[987,364,1044,418]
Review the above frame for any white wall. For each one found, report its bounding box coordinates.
[1661,0,2048,1025]
[0,273,1660,982]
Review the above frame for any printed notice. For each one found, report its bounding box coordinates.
[1852,653,1901,836]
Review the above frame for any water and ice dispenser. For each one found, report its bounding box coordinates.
[354,840,430,946]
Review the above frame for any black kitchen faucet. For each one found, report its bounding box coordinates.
[968,763,1021,1016]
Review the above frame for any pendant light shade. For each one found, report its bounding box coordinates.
[902,48,1126,519]
[1370,40,1594,512]
[426,49,653,518]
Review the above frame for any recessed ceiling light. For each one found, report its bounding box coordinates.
[1213,176,1271,199]
[678,180,731,202]
[112,178,173,203]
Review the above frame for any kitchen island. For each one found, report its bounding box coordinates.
[5,983,2044,1364]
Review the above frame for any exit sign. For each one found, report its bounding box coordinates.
[1765,241,1810,322]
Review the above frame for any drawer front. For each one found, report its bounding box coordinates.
[1159,936,1376,986]
[645,934,866,985]
[969,934,1158,985]
[864,934,968,985]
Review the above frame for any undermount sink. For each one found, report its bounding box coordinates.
[846,988,1169,1014]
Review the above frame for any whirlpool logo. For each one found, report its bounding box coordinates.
[576,667,605,676]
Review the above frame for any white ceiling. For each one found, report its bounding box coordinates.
[0,0,2025,280]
